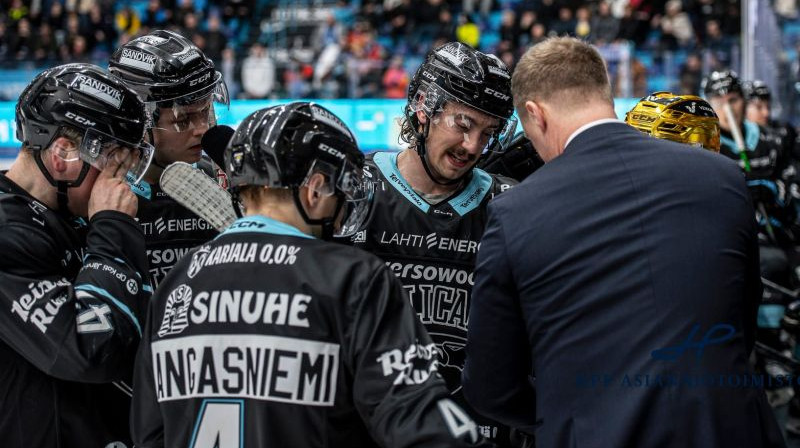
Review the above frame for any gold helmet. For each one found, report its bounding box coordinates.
[625,91,720,152]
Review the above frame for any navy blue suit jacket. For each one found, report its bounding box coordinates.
[463,122,786,447]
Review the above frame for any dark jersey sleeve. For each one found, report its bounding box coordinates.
[348,262,496,448]
[131,296,163,448]
[0,211,150,382]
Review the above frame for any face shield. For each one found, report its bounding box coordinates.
[149,72,230,133]
[301,158,374,238]
[78,127,154,182]
[411,88,518,153]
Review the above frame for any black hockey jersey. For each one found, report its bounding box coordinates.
[720,120,785,180]
[351,151,516,443]
[128,160,220,287]
[0,173,151,448]
[131,215,493,448]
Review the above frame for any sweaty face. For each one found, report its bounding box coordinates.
[152,98,215,166]
[423,102,500,182]
[708,92,744,131]
[746,98,770,127]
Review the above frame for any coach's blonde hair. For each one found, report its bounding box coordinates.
[512,37,613,114]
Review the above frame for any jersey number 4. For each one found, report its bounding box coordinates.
[190,399,244,448]
[437,398,478,443]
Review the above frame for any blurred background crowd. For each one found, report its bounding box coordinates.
[0,0,799,117]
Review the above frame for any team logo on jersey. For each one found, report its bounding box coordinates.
[378,231,480,254]
[188,245,212,278]
[158,285,193,337]
[377,342,439,385]
[27,200,47,226]
[11,279,71,333]
[126,278,138,294]
[352,230,367,244]
[155,217,166,234]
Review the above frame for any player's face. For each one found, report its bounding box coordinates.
[46,138,101,217]
[746,98,770,126]
[708,92,744,131]
[152,99,214,166]
[66,165,100,217]
[423,102,499,182]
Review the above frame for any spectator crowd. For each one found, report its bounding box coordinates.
[0,0,794,100]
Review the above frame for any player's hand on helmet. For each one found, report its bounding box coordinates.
[88,148,139,219]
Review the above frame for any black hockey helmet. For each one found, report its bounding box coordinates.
[225,102,373,239]
[405,42,516,184]
[743,80,771,102]
[109,29,229,132]
[16,63,153,184]
[702,70,743,98]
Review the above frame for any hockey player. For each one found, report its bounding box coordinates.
[348,41,518,445]
[0,64,152,447]
[744,80,799,161]
[702,71,785,181]
[131,102,494,448]
[625,91,720,152]
[702,71,796,280]
[109,29,230,286]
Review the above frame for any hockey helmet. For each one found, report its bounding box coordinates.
[626,91,720,152]
[225,102,373,238]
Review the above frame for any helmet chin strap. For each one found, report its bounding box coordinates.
[414,121,476,186]
[291,187,343,241]
[230,187,245,218]
[32,151,91,216]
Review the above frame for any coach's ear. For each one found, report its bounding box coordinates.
[524,100,546,135]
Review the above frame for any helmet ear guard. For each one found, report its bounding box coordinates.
[626,91,721,152]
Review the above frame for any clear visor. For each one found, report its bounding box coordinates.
[302,158,374,238]
[411,89,517,153]
[78,127,154,183]
[150,80,230,133]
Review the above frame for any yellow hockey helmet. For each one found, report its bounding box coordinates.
[625,91,720,152]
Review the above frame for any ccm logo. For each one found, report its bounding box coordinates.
[65,111,96,127]
[484,88,510,101]
[630,113,656,123]
[422,70,437,81]
[189,72,212,87]
[319,142,345,159]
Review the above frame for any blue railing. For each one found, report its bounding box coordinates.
[0,98,641,163]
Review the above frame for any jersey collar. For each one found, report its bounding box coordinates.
[219,215,314,239]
